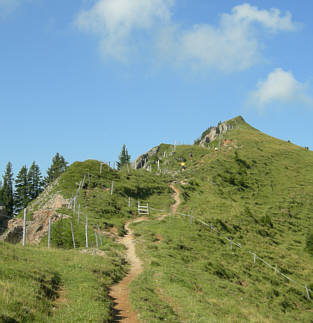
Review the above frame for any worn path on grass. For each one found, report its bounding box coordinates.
[170,183,181,214]
[109,183,181,322]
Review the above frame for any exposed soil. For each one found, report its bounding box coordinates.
[109,217,147,323]
[0,193,69,244]
[170,183,181,214]
[109,183,181,322]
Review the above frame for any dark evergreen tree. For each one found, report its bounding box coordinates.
[45,153,68,185]
[0,178,3,206]
[14,165,29,214]
[1,162,14,217]
[117,145,131,170]
[28,161,43,199]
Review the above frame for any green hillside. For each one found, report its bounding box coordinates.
[1,116,313,322]
[1,159,173,322]
[129,116,313,322]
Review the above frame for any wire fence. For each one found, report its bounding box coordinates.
[148,205,312,301]
[1,165,312,301]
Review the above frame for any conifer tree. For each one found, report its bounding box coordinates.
[14,165,29,214]
[0,178,3,206]
[45,153,68,185]
[28,161,43,199]
[117,145,131,170]
[1,162,14,217]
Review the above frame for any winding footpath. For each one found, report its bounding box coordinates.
[170,183,181,215]
[109,183,181,322]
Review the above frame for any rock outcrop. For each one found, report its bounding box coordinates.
[197,116,245,147]
[199,122,232,146]
[132,146,160,170]
[0,193,70,245]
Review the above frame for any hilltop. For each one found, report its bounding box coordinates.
[1,116,313,322]
[127,116,313,322]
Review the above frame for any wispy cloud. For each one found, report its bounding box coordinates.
[157,3,299,72]
[75,0,174,62]
[249,68,313,109]
[74,2,299,71]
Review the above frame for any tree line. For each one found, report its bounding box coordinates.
[0,153,68,218]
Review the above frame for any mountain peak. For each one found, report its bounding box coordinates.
[194,116,248,146]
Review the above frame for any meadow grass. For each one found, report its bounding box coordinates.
[2,117,313,322]
[0,239,126,322]
[128,117,313,322]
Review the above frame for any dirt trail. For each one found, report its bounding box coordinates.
[109,184,181,322]
[109,217,146,323]
[170,183,181,214]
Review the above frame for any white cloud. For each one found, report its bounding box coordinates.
[75,0,174,61]
[158,3,298,72]
[249,68,313,108]
[230,3,297,32]
[74,2,299,70]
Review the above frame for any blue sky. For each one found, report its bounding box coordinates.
[1,0,313,176]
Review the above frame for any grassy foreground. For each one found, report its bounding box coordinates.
[0,240,126,322]
[131,214,313,322]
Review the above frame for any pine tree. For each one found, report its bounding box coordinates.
[45,153,68,185]
[117,145,131,170]
[14,165,29,214]
[28,161,43,199]
[1,162,14,217]
[0,178,3,206]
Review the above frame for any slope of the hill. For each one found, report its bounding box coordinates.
[0,160,174,321]
[0,238,126,322]
[1,116,313,322]
[128,117,313,322]
[2,159,173,247]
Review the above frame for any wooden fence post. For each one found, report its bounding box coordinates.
[48,217,51,248]
[95,231,99,248]
[22,208,27,246]
[85,215,88,248]
[77,204,80,224]
[253,253,256,264]
[73,196,76,214]
[305,286,311,300]
[97,225,102,246]
[111,181,114,195]
[230,238,233,250]
[70,221,76,249]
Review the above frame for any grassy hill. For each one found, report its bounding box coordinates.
[0,160,173,322]
[1,116,313,322]
[128,116,313,322]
